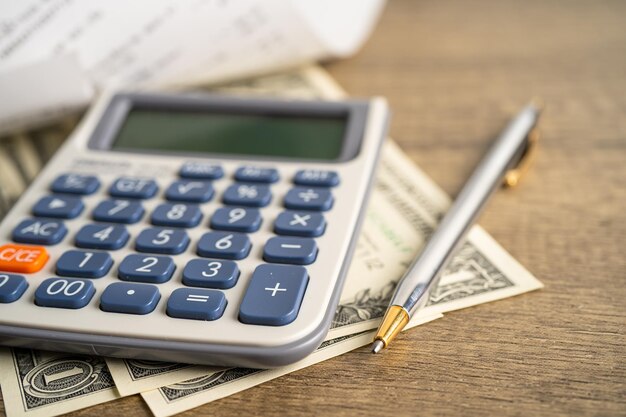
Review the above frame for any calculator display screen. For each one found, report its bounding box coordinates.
[111,109,348,160]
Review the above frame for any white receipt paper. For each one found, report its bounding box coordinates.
[0,0,386,133]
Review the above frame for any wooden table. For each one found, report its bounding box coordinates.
[4,0,626,415]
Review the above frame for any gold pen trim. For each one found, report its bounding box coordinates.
[503,124,540,188]
[372,305,410,350]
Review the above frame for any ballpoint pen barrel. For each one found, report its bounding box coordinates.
[389,104,541,317]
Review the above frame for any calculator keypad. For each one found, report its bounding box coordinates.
[182,258,240,289]
[222,184,272,207]
[135,228,190,255]
[56,250,113,278]
[4,164,343,327]
[274,211,326,237]
[35,278,96,309]
[166,180,214,202]
[167,288,227,321]
[109,178,158,199]
[75,224,130,250]
[239,264,308,326]
[284,187,333,211]
[51,174,100,195]
[92,199,145,224]
[263,237,318,265]
[0,274,28,303]
[118,254,176,284]
[179,162,224,180]
[293,170,339,187]
[33,195,84,219]
[12,219,67,245]
[234,166,279,183]
[100,282,160,315]
[151,203,203,228]
[197,232,251,260]
[0,244,49,273]
[210,207,262,233]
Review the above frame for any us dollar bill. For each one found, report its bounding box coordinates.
[103,359,224,397]
[0,348,120,417]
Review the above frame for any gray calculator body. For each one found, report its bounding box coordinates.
[0,91,389,368]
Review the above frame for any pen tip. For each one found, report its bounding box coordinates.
[371,340,384,354]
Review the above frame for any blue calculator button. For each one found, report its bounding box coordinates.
[135,228,190,255]
[274,211,326,237]
[118,254,176,284]
[293,170,340,187]
[35,278,95,309]
[92,199,145,224]
[197,232,251,260]
[284,187,333,211]
[210,207,262,233]
[165,180,214,202]
[32,195,84,219]
[234,166,279,183]
[12,219,67,245]
[109,178,158,199]
[75,224,129,250]
[263,237,318,265]
[222,184,271,207]
[167,288,227,321]
[0,274,28,303]
[182,258,239,289]
[51,174,100,195]
[100,282,160,315]
[56,250,113,278]
[179,162,224,180]
[239,264,308,326]
[151,203,202,228]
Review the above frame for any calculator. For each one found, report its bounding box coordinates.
[0,91,388,368]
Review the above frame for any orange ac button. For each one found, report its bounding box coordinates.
[0,244,49,273]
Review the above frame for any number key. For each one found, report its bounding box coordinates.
[118,254,176,284]
[56,250,113,278]
[135,228,190,255]
[92,199,144,224]
[151,203,202,228]
[75,224,129,250]
[35,278,95,309]
[197,232,251,260]
[182,258,239,289]
[210,207,261,233]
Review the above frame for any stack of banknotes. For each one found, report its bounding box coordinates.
[0,67,543,417]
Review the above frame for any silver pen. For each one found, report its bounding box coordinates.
[371,101,542,353]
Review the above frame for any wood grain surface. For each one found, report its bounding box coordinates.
[2,0,624,416]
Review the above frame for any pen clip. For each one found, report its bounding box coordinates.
[503,126,539,188]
